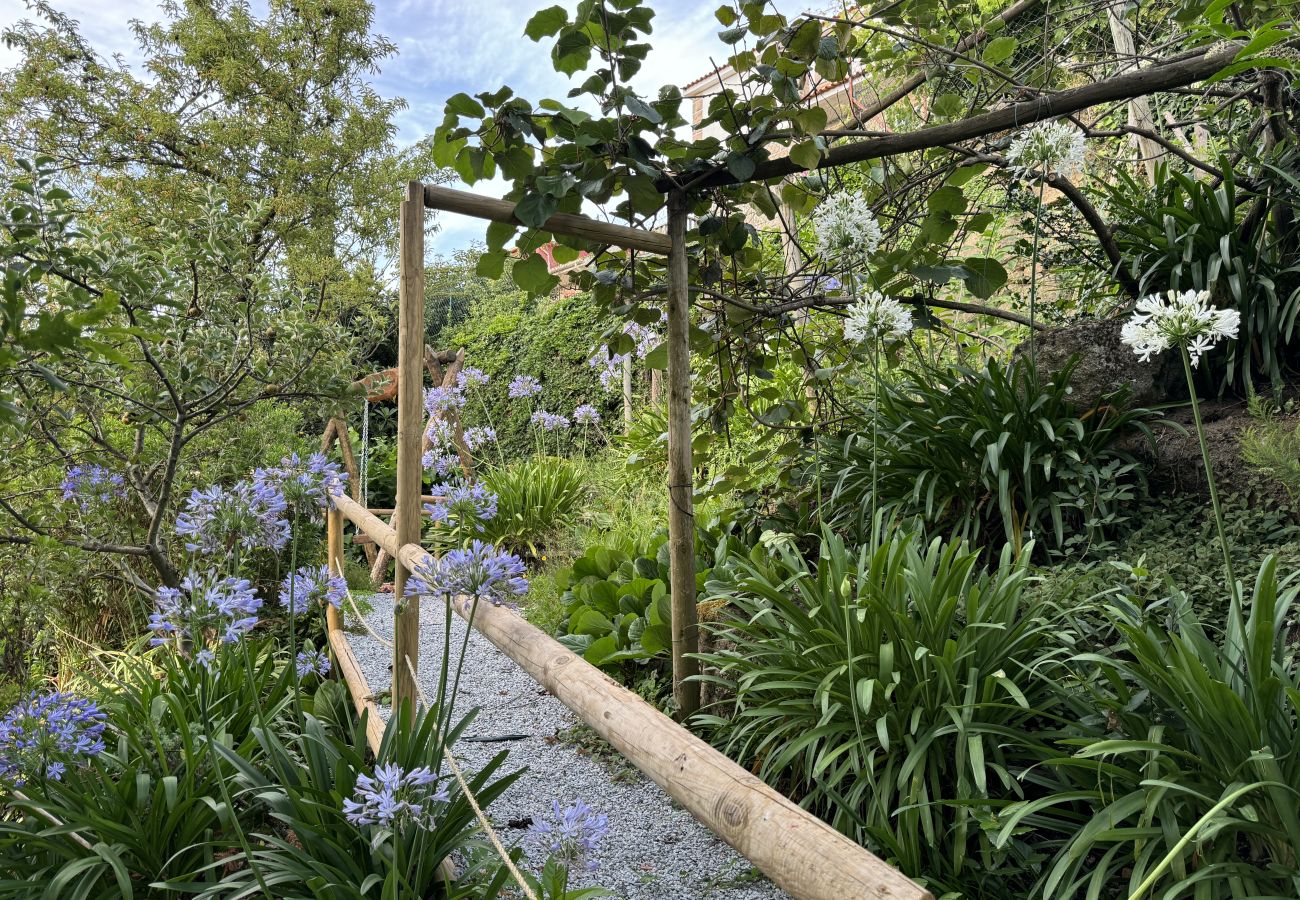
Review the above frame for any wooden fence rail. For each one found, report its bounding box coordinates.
[328,491,931,900]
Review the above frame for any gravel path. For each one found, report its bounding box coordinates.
[348,591,790,900]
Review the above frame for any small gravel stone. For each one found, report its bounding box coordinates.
[348,591,790,900]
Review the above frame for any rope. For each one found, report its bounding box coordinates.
[359,398,370,509]
[402,654,539,900]
[328,558,394,650]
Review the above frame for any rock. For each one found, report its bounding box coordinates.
[1014,318,1183,409]
[1134,397,1298,507]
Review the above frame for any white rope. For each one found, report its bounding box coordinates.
[328,558,393,650]
[359,398,370,509]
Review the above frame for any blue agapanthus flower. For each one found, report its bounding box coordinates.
[424,385,464,416]
[149,571,263,650]
[456,367,490,390]
[572,404,600,425]
[423,482,497,531]
[174,480,290,556]
[463,426,497,451]
[403,540,527,606]
[254,452,347,519]
[507,375,542,399]
[342,762,449,830]
[279,565,347,615]
[530,410,570,431]
[526,799,609,872]
[295,649,331,679]
[60,465,126,511]
[421,451,461,478]
[0,691,107,788]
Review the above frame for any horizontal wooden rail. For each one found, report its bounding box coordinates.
[422,184,671,256]
[332,492,930,900]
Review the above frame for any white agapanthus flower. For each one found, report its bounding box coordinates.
[1006,120,1087,179]
[813,193,882,267]
[842,291,913,344]
[1120,289,1241,367]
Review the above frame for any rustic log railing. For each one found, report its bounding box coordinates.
[326,491,931,900]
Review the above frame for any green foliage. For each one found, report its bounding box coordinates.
[0,640,297,895]
[821,358,1151,556]
[1046,493,1300,630]
[696,527,1075,894]
[478,457,586,560]
[1241,410,1300,508]
[1020,557,1300,899]
[1108,160,1300,393]
[0,641,538,898]
[554,539,675,668]
[0,158,125,425]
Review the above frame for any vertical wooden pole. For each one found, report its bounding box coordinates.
[393,180,425,709]
[665,190,700,718]
[325,506,345,633]
[621,353,634,432]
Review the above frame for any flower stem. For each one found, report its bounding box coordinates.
[1027,178,1047,366]
[1179,347,1241,618]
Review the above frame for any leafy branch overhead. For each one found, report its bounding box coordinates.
[433,0,1297,342]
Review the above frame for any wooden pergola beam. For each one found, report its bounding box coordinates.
[422,184,672,256]
[330,491,931,900]
[666,41,1242,191]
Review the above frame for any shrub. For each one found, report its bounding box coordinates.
[695,526,1079,894]
[477,456,585,560]
[821,358,1151,557]
[554,539,675,668]
[1014,557,1300,899]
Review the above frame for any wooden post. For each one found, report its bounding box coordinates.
[325,506,345,631]
[393,180,425,709]
[1107,0,1162,182]
[621,353,634,431]
[665,190,700,718]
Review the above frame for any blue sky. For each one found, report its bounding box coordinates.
[0,0,801,253]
